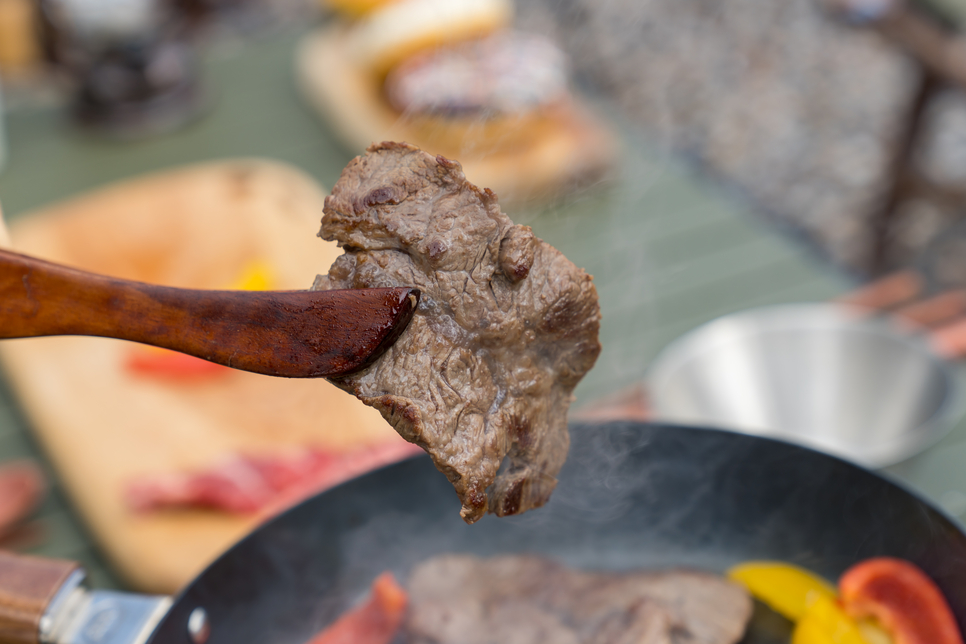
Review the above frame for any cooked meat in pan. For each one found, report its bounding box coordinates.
[405,554,753,644]
[313,142,601,523]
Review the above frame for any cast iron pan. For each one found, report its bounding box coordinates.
[150,421,966,644]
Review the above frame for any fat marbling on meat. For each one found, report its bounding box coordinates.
[312,142,601,523]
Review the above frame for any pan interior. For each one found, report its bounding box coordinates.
[150,422,966,644]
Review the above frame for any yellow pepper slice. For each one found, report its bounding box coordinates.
[794,595,871,644]
[232,260,275,291]
[794,613,840,644]
[793,595,894,644]
[322,0,398,18]
[856,622,893,644]
[728,561,838,621]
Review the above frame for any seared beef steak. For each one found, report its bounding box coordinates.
[313,142,601,523]
[405,554,753,644]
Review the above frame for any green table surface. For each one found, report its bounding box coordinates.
[919,0,966,26]
[1,26,965,592]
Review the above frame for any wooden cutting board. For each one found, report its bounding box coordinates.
[0,159,403,593]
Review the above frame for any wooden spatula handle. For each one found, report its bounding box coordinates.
[0,248,418,378]
[0,551,79,644]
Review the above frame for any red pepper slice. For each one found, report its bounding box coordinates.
[307,572,408,644]
[125,349,231,378]
[0,461,44,535]
[123,262,273,379]
[839,557,964,644]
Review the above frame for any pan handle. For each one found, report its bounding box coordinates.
[0,551,81,644]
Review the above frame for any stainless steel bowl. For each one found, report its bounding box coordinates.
[647,303,964,467]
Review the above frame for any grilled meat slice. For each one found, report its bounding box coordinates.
[314,142,601,523]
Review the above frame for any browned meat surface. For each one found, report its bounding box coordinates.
[314,143,600,523]
[313,142,601,524]
[404,554,752,644]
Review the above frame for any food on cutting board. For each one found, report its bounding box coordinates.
[729,558,964,644]
[314,142,601,524]
[345,0,513,75]
[308,554,752,644]
[0,460,44,537]
[322,0,395,18]
[125,348,233,378]
[298,0,615,203]
[125,440,421,517]
[383,31,568,156]
[123,260,275,379]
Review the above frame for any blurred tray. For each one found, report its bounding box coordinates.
[0,159,400,593]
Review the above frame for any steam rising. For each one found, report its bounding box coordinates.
[328,426,761,587]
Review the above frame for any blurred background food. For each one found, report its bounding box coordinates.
[296,0,616,203]
[6,0,966,275]
[5,0,966,594]
[0,0,40,75]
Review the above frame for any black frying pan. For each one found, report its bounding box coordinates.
[143,421,966,644]
[4,422,965,644]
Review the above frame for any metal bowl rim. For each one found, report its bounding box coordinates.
[645,302,965,468]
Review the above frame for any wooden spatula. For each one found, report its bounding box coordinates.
[0,248,419,378]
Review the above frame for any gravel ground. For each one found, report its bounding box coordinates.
[517,0,966,277]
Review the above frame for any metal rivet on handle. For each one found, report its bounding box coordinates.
[187,607,210,644]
